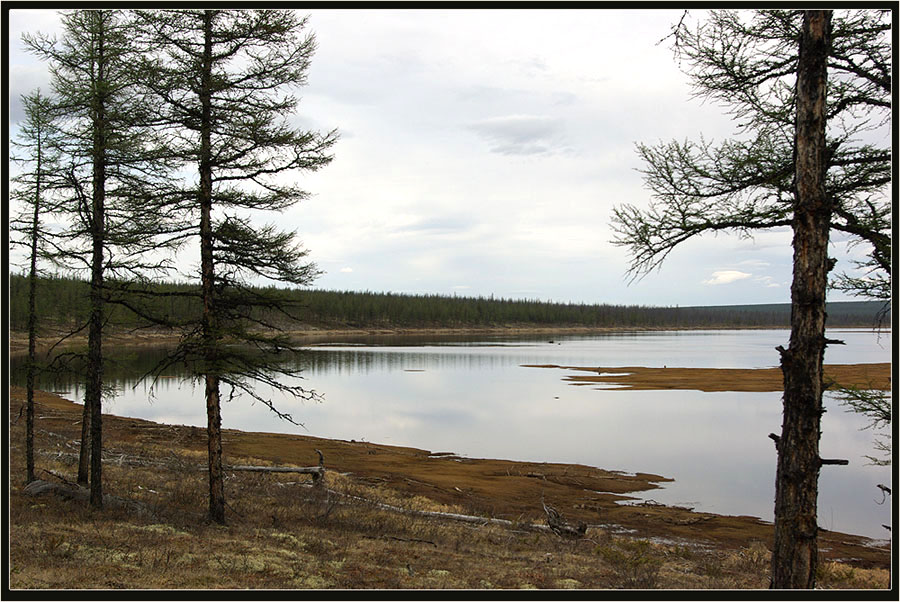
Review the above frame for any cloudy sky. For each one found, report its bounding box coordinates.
[6,8,877,307]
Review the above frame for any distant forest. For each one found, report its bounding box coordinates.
[7,273,890,333]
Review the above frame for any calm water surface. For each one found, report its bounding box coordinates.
[12,329,892,539]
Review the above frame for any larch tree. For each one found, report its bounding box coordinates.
[612,9,890,299]
[134,8,337,524]
[609,9,890,589]
[770,10,831,588]
[23,9,177,507]
[10,89,63,484]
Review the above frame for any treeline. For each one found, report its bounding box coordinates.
[8,273,888,332]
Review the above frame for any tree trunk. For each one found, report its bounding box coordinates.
[77,401,91,485]
[771,10,832,589]
[87,13,108,510]
[200,9,226,525]
[87,224,104,510]
[76,12,109,508]
[204,372,225,523]
[25,128,41,485]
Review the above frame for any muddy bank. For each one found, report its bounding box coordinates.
[8,387,890,569]
[526,363,892,392]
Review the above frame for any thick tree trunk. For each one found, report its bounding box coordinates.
[771,10,832,590]
[200,9,226,525]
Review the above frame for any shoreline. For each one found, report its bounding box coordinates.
[7,323,890,356]
[7,386,891,570]
[528,363,892,392]
[8,328,892,571]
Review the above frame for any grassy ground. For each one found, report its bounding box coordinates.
[532,363,892,392]
[7,388,891,591]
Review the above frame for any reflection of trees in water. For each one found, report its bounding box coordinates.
[298,347,545,375]
[10,340,553,395]
[12,330,890,394]
[11,345,189,395]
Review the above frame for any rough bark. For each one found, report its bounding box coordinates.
[771,10,832,590]
[200,9,226,525]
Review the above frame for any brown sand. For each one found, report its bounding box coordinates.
[525,363,891,392]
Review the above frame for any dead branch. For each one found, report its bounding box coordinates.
[13,404,24,425]
[543,499,587,538]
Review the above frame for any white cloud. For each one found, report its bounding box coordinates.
[13,9,871,307]
[736,259,771,269]
[754,276,781,288]
[703,270,753,286]
[467,114,570,156]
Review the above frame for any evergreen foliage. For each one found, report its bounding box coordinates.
[8,274,887,332]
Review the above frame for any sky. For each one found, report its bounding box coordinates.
[5,8,883,307]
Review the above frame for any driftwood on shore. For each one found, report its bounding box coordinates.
[226,465,325,475]
[313,485,559,534]
[23,474,155,518]
[22,449,584,538]
[217,450,589,537]
[224,449,326,483]
[543,499,587,538]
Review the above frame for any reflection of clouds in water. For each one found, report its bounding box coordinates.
[8,330,891,538]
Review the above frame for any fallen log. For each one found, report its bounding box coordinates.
[225,465,324,475]
[22,478,155,517]
[225,449,325,484]
[331,489,553,533]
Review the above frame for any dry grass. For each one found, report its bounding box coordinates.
[532,362,892,392]
[8,388,891,591]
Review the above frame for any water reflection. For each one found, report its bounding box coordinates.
[298,346,542,375]
[8,329,891,539]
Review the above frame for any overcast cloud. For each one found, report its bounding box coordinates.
[6,8,879,306]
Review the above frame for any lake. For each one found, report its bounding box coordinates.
[11,328,892,540]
